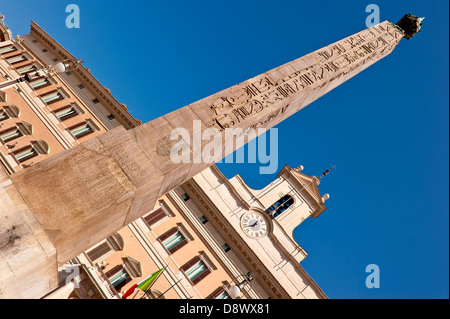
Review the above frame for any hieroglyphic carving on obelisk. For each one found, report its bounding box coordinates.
[8,18,417,267]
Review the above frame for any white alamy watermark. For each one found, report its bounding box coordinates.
[63,265,81,289]
[65,4,80,29]
[365,264,380,288]
[169,120,279,175]
[365,4,380,27]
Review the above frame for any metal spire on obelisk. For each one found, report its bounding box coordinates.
[395,13,425,40]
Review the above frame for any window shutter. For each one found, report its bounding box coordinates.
[105,265,132,291]
[168,238,188,254]
[12,145,39,163]
[191,268,211,285]
[42,90,65,105]
[53,105,78,121]
[69,122,94,139]
[206,287,225,299]
[158,227,178,242]
[180,256,201,272]
[104,264,123,278]
[86,242,111,262]
[17,63,36,74]
[115,276,132,291]
[159,227,189,254]
[0,126,18,136]
[144,207,167,227]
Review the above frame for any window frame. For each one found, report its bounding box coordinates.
[180,253,215,285]
[52,103,83,122]
[158,224,192,254]
[85,232,124,263]
[11,145,39,164]
[5,52,28,65]
[0,110,9,122]
[206,286,231,299]
[0,126,23,144]
[265,194,295,219]
[104,264,132,292]
[0,44,17,55]
[67,119,98,140]
[142,204,173,229]
[16,62,38,75]
[40,88,67,105]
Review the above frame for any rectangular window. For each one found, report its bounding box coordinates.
[105,265,131,291]
[185,260,208,282]
[52,58,58,62]
[69,122,93,139]
[216,291,231,299]
[41,91,64,104]
[199,216,208,224]
[163,232,185,251]
[13,146,38,163]
[107,114,115,120]
[159,227,189,254]
[109,269,129,289]
[30,78,50,89]
[78,84,84,89]
[7,54,26,64]
[206,287,231,299]
[181,255,212,285]
[0,127,23,143]
[221,243,230,253]
[0,45,16,54]
[17,64,36,74]
[42,49,47,52]
[65,71,71,75]
[0,111,8,122]
[86,242,112,262]
[181,193,190,201]
[92,98,99,104]
[54,106,78,121]
[143,207,167,228]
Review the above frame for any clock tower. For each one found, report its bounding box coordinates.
[182,164,330,298]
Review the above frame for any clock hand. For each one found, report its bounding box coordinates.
[250,221,258,228]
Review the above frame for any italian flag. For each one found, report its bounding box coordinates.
[122,267,166,299]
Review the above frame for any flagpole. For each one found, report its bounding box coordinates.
[140,265,168,299]
[131,289,140,299]
[156,278,182,299]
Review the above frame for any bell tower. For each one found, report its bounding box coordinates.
[248,165,330,242]
[188,164,332,298]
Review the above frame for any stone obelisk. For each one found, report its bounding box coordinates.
[1,15,423,298]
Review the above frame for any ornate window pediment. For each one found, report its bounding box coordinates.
[32,139,50,155]
[17,121,33,136]
[4,105,20,118]
[122,257,142,278]
[106,232,124,251]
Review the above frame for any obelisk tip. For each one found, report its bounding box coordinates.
[395,13,424,40]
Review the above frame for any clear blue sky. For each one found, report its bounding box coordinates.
[1,0,447,299]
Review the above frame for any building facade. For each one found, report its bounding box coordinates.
[0,18,140,175]
[1,16,329,299]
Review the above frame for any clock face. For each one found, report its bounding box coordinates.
[240,212,269,239]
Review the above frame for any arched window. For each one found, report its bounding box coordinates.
[265,195,294,219]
